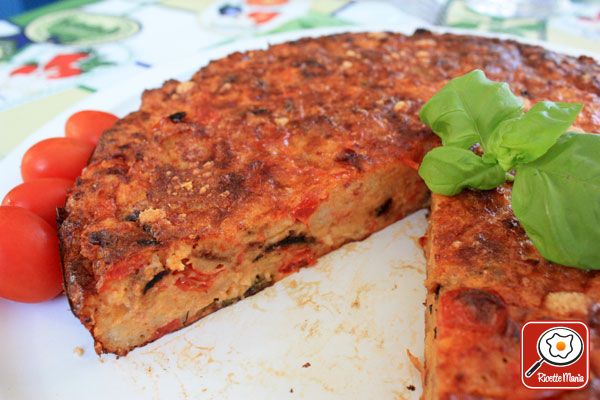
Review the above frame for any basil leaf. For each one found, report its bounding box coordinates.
[492,102,582,170]
[418,146,506,196]
[419,69,523,150]
[512,133,600,269]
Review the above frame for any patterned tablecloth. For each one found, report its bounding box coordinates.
[1,0,599,159]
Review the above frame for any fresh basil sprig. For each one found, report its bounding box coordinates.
[512,133,600,269]
[418,69,600,270]
[419,70,523,150]
[418,147,505,196]
[491,101,583,170]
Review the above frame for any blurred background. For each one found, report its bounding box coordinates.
[1,0,55,19]
[1,0,599,158]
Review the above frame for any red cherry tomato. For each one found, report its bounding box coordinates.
[0,206,63,303]
[2,178,73,228]
[65,110,118,145]
[21,138,94,182]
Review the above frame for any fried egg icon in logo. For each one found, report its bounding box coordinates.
[546,332,573,359]
[525,327,585,377]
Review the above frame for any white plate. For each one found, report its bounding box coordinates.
[0,25,597,400]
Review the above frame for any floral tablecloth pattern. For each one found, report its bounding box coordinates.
[1,0,598,158]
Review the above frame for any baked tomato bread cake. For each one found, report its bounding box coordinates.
[421,36,600,398]
[58,31,441,355]
[424,189,600,399]
[59,30,600,398]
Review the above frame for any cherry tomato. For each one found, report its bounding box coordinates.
[21,137,94,182]
[2,178,73,228]
[65,110,118,145]
[0,206,62,303]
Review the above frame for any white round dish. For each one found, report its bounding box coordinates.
[0,24,596,400]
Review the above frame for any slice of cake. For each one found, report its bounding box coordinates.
[58,31,438,355]
[419,29,600,399]
[59,29,600,359]
[423,188,600,399]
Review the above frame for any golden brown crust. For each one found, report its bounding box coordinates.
[422,36,600,394]
[60,30,442,354]
[425,188,600,399]
[59,30,600,362]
